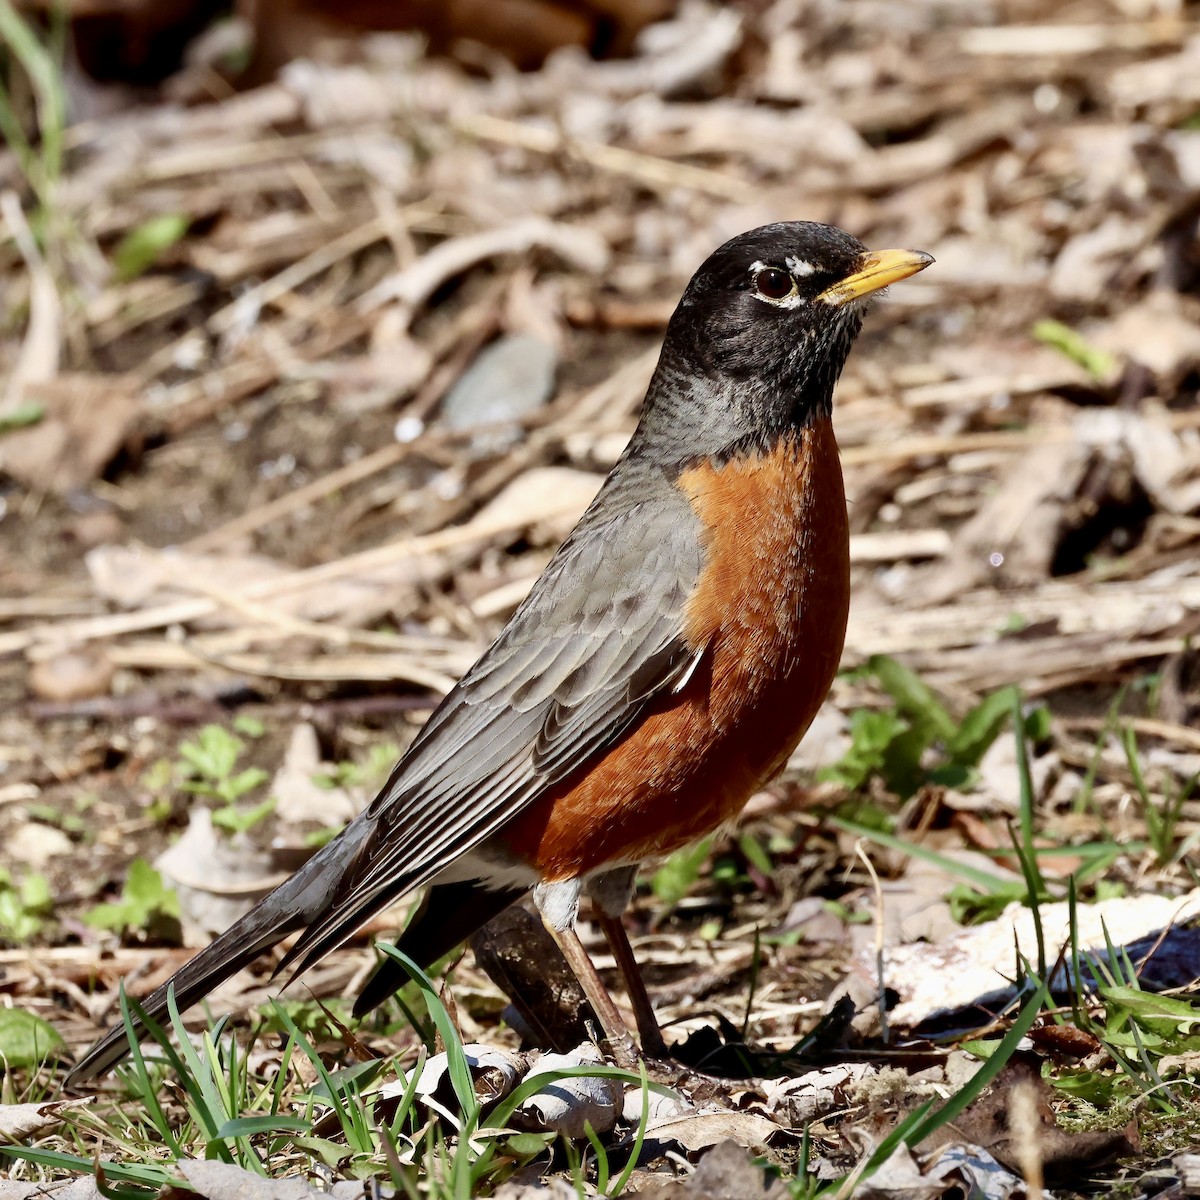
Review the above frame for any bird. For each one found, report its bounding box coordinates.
[68,222,932,1082]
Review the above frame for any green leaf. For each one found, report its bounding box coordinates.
[945,881,1028,925]
[1032,318,1117,381]
[1023,704,1053,743]
[289,1136,355,1167]
[20,872,51,907]
[927,761,975,789]
[84,859,180,934]
[1049,1068,1125,1105]
[505,1132,556,1157]
[0,401,44,433]
[233,715,265,738]
[867,655,956,739]
[213,1115,311,1139]
[822,898,870,924]
[179,725,243,782]
[948,686,1018,766]
[0,869,53,940]
[652,837,712,907]
[879,721,933,798]
[226,766,270,799]
[1101,985,1200,1037]
[820,707,908,789]
[113,213,190,281]
[141,758,174,792]
[125,859,180,917]
[0,1007,65,1066]
[738,833,773,876]
[958,1037,1003,1059]
[211,794,276,835]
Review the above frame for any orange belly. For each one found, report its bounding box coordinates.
[498,417,850,880]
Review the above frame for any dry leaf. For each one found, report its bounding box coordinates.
[271,723,358,828]
[875,889,1200,1029]
[155,809,283,945]
[635,1139,790,1198]
[644,1110,780,1154]
[0,1098,90,1146]
[0,376,139,493]
[177,1159,365,1199]
[515,1044,623,1138]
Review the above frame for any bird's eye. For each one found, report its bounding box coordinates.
[754,268,795,301]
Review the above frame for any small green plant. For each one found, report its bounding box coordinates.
[822,656,1026,798]
[178,724,274,832]
[112,213,190,281]
[258,998,352,1042]
[0,867,52,941]
[0,1006,65,1068]
[84,859,181,941]
[211,794,277,835]
[1121,727,1197,867]
[179,725,269,805]
[6,949,655,1196]
[140,757,176,823]
[0,1,67,238]
[232,714,265,739]
[1044,904,1200,1119]
[1032,317,1118,381]
[651,836,713,907]
[314,741,402,792]
[25,791,95,837]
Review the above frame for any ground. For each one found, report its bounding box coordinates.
[3,1,1200,1196]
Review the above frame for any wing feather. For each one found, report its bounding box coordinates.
[278,478,706,972]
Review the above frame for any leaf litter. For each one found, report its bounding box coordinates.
[3,0,1200,1195]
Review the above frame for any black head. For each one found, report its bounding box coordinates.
[631,222,932,467]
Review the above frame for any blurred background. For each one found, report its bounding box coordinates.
[3,0,1200,1186]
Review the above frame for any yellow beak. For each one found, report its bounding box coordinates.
[818,248,934,306]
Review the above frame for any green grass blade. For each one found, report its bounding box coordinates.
[609,1059,651,1198]
[376,943,479,1126]
[0,1144,172,1189]
[903,980,1049,1147]
[827,815,1014,892]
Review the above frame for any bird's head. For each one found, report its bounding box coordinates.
[637,222,932,463]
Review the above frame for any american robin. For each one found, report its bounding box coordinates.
[69,222,932,1081]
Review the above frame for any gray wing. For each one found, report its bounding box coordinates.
[68,473,708,1082]
[275,478,707,972]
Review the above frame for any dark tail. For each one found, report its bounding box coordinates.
[352,881,525,1018]
[67,819,377,1084]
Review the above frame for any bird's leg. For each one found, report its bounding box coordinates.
[534,880,637,1069]
[593,911,668,1059]
[587,867,669,1059]
[547,923,639,1069]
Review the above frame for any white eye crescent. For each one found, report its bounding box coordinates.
[749,263,806,307]
[755,267,795,300]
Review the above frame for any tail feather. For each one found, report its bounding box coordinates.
[67,819,381,1084]
[67,900,302,1083]
[352,881,525,1018]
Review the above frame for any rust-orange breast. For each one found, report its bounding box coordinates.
[500,417,851,880]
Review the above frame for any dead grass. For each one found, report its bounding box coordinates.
[3,0,1200,1195]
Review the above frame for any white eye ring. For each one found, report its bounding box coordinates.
[749,263,805,307]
